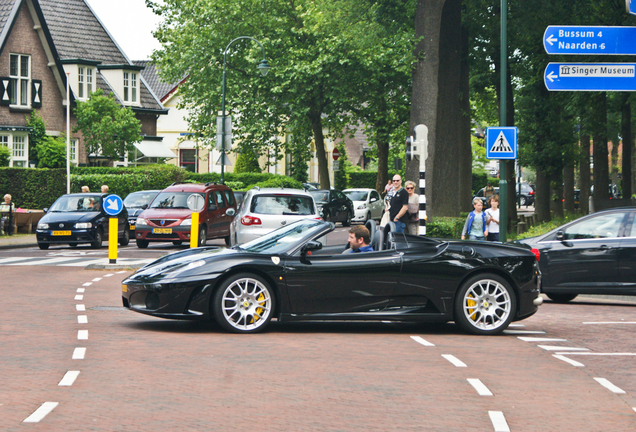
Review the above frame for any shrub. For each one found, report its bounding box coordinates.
[348,171,377,189]
[0,167,66,208]
[0,146,10,167]
[426,216,465,239]
[37,136,67,168]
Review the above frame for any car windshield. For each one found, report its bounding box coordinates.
[150,192,203,209]
[124,191,158,208]
[49,195,101,213]
[249,195,315,215]
[308,191,329,203]
[344,191,368,201]
[239,219,326,254]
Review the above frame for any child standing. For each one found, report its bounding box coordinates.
[485,195,500,241]
[461,198,488,241]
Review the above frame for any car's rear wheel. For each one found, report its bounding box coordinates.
[520,196,527,206]
[136,239,149,248]
[197,225,206,247]
[212,273,275,333]
[119,227,130,246]
[38,243,49,250]
[91,229,103,249]
[364,211,371,223]
[342,211,352,227]
[546,293,578,303]
[172,241,183,246]
[454,273,516,335]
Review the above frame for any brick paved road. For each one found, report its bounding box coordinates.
[1,266,635,431]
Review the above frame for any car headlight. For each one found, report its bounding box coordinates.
[38,223,49,230]
[74,222,92,229]
[136,218,148,226]
[357,203,367,210]
[180,218,192,226]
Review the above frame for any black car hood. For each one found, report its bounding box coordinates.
[41,212,101,224]
[127,208,144,217]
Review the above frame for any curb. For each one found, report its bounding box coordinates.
[0,242,38,250]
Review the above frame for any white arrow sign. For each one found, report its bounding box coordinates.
[106,198,119,212]
[547,71,558,82]
[546,34,558,46]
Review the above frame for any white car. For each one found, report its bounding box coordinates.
[230,188,321,245]
[343,188,384,223]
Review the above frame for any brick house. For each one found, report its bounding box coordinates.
[0,0,169,168]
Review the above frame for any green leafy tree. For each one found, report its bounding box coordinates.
[73,89,142,161]
[234,150,261,173]
[26,111,47,166]
[0,144,10,166]
[37,135,67,168]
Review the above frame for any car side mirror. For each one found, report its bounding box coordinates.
[141,204,148,210]
[43,207,49,213]
[301,240,322,255]
[556,230,565,241]
[226,208,236,217]
[370,197,377,203]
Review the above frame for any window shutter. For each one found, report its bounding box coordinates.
[31,79,42,108]
[0,77,11,106]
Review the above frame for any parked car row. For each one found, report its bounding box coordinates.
[474,182,535,207]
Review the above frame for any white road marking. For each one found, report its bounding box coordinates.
[467,378,493,396]
[518,337,567,342]
[553,355,584,367]
[74,295,83,301]
[104,273,113,277]
[76,304,85,311]
[583,321,636,325]
[78,330,88,340]
[594,377,626,394]
[488,411,510,432]
[0,257,31,264]
[82,282,92,286]
[442,354,467,367]
[72,348,86,359]
[76,288,85,293]
[12,257,77,266]
[77,315,88,324]
[116,270,127,274]
[411,336,435,347]
[92,277,102,282]
[23,402,59,423]
[59,259,117,267]
[556,352,636,356]
[58,371,80,386]
[508,323,525,327]
[537,345,589,351]
[503,329,546,335]
[633,407,636,414]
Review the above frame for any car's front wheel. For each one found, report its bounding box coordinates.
[342,211,352,227]
[91,229,103,249]
[197,225,206,247]
[546,293,577,303]
[38,243,49,250]
[454,273,516,335]
[119,227,130,246]
[136,239,149,248]
[172,241,183,246]
[212,273,275,333]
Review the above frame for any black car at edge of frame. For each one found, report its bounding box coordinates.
[122,219,542,335]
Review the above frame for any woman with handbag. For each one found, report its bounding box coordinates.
[405,181,419,235]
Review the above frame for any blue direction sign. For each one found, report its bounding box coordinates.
[486,127,517,160]
[544,26,636,55]
[103,194,124,216]
[544,63,636,91]
[628,0,636,15]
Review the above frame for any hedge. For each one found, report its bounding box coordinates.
[426,216,466,239]
[0,167,66,209]
[348,171,377,189]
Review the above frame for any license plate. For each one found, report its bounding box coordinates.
[52,231,71,236]
[121,285,128,293]
[153,228,172,234]
[130,224,136,231]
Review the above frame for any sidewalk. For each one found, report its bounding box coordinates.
[0,234,37,249]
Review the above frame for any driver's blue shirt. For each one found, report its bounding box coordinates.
[353,245,374,253]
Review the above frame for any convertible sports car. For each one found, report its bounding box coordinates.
[122,219,542,335]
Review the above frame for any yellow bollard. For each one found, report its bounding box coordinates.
[109,217,117,264]
[190,212,199,248]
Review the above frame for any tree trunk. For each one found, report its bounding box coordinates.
[579,133,591,214]
[375,123,390,193]
[563,164,575,213]
[535,169,551,223]
[549,171,564,219]
[504,70,517,228]
[459,16,472,213]
[309,112,330,189]
[622,98,632,200]
[592,93,609,204]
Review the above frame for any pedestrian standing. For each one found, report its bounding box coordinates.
[101,185,109,193]
[485,195,500,241]
[405,180,419,235]
[461,198,488,241]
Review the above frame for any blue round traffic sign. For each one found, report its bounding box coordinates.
[103,194,124,216]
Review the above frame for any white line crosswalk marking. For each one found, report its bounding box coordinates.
[0,256,155,267]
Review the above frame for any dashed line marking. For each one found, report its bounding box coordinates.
[58,371,80,386]
[74,295,83,301]
[92,278,102,282]
[72,348,86,360]
[77,288,85,293]
[537,345,589,352]
[633,407,636,414]
[116,270,127,274]
[503,329,546,335]
[555,352,636,356]
[442,354,467,367]
[467,378,493,396]
[78,330,88,340]
[517,337,567,342]
[23,402,58,423]
[583,321,636,325]
[508,323,525,327]
[489,411,510,432]
[553,355,585,367]
[82,282,92,286]
[411,336,435,347]
[76,304,85,311]
[77,315,88,324]
[104,274,114,277]
[594,377,626,394]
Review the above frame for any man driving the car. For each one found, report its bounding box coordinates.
[348,225,374,253]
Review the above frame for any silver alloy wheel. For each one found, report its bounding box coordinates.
[462,278,511,331]
[220,277,273,331]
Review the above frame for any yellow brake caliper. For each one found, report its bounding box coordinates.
[249,293,266,324]
[466,294,477,321]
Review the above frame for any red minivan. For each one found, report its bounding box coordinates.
[134,183,236,248]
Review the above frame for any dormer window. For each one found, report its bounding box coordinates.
[123,72,137,103]
[9,54,30,107]
[78,67,95,99]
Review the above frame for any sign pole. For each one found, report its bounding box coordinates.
[500,0,508,243]
[109,218,117,264]
[190,212,199,248]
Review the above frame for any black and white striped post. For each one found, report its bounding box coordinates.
[407,124,429,235]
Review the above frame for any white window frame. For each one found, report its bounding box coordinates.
[0,134,28,167]
[9,54,30,107]
[123,72,129,102]
[69,138,78,164]
[131,72,137,103]
[86,68,93,96]
[78,67,85,98]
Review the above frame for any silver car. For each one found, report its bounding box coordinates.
[343,188,384,223]
[229,188,321,245]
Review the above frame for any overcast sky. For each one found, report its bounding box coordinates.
[85,0,163,61]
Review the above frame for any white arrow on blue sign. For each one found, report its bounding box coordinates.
[628,0,636,15]
[544,63,636,91]
[544,26,636,55]
[103,194,124,216]
[486,127,517,160]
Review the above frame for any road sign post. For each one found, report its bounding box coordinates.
[103,194,124,264]
[544,26,636,55]
[544,63,636,91]
[187,194,205,248]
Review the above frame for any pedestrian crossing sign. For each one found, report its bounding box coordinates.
[486,127,517,160]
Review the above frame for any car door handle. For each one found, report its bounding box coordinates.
[599,245,611,250]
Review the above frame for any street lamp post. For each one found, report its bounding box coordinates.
[220,36,271,184]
